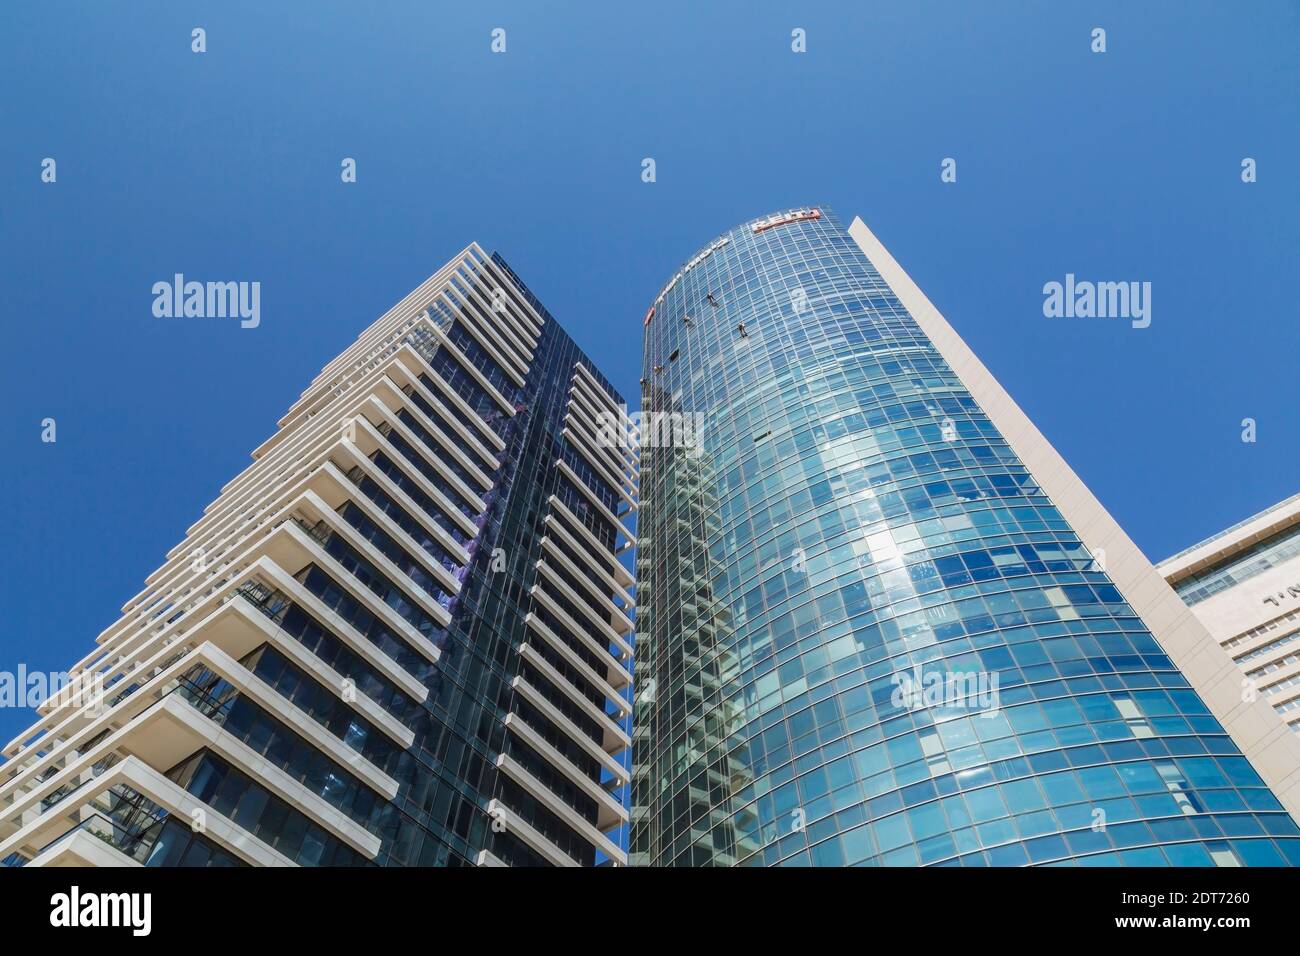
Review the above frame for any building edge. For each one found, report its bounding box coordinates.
[847,214,1300,824]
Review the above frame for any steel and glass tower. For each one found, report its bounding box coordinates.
[631,207,1300,867]
[0,245,637,867]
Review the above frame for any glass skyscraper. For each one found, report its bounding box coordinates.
[0,245,636,867]
[631,207,1300,867]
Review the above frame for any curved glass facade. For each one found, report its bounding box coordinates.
[631,207,1300,867]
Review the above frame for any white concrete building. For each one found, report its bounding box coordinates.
[0,245,637,867]
[1159,495,1300,742]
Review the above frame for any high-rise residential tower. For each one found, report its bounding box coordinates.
[0,245,637,867]
[1159,493,1300,740]
[631,206,1300,867]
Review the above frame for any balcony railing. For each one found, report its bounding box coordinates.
[236,580,290,624]
[293,515,333,548]
[17,784,171,866]
[39,752,120,812]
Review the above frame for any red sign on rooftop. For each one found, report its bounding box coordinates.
[752,208,821,234]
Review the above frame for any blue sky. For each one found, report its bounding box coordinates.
[1,1,1296,747]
